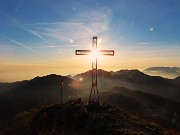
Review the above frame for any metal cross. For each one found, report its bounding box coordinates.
[75,37,114,104]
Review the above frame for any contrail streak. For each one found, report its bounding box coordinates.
[0,11,44,40]
[0,35,41,55]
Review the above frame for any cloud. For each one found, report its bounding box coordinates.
[138,42,150,45]
[138,41,167,45]
[31,44,79,49]
[32,22,83,26]
[149,27,154,31]
[30,8,111,43]
[1,7,111,49]
[25,29,44,39]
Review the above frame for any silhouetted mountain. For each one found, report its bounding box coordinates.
[144,67,180,79]
[1,70,180,133]
[0,74,82,131]
[172,76,180,87]
[174,76,180,82]
[100,87,180,130]
[3,99,176,135]
[74,69,180,102]
[0,80,27,92]
[115,69,172,86]
[74,69,172,87]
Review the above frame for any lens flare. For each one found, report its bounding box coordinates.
[89,49,103,62]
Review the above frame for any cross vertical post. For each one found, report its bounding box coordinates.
[61,79,63,104]
[89,37,99,103]
[75,37,114,105]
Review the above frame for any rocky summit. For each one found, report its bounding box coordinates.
[27,99,174,135]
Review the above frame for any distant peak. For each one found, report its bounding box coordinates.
[116,69,143,74]
[144,67,180,71]
[32,74,62,81]
[46,74,61,77]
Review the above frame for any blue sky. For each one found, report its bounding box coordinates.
[0,0,180,81]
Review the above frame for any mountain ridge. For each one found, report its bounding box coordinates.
[0,69,180,132]
[0,74,82,131]
[73,69,180,102]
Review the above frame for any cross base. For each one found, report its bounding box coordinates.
[87,100,101,113]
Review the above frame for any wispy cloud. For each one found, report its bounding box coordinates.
[138,41,167,45]
[31,44,80,49]
[32,22,83,26]
[1,8,111,56]
[138,42,150,45]
[30,8,111,43]
[1,8,111,47]
[24,29,44,39]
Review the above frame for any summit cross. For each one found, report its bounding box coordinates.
[75,37,114,105]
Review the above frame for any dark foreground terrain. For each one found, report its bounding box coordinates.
[3,99,177,135]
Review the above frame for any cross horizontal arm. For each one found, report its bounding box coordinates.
[98,50,114,56]
[75,50,114,56]
[75,50,92,55]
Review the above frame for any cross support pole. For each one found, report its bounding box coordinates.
[61,79,63,104]
[75,37,114,105]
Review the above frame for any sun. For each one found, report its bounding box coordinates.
[91,49,99,58]
[89,49,103,62]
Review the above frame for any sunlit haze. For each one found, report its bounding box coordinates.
[0,0,180,82]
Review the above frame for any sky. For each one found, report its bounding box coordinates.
[0,0,180,82]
